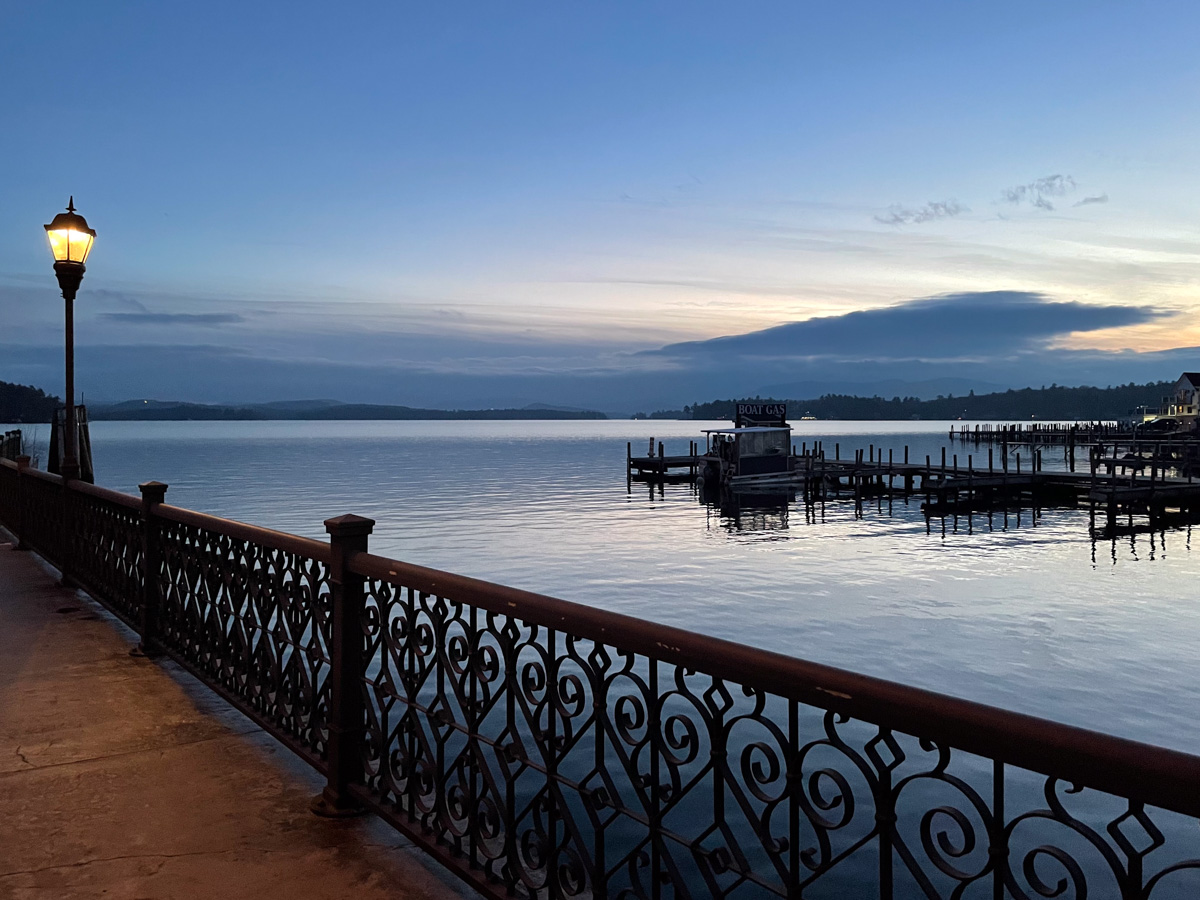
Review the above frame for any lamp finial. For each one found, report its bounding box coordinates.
[67,196,75,213]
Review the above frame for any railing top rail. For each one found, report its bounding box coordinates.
[8,463,64,486]
[69,479,141,511]
[154,503,331,563]
[351,549,1200,818]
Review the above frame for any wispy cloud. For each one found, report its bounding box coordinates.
[1074,193,1109,207]
[874,200,964,226]
[98,312,245,326]
[89,289,150,313]
[1000,175,1077,211]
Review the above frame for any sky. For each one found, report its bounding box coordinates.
[3,2,1200,411]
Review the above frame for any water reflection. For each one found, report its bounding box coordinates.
[705,488,793,534]
[690,475,1200,572]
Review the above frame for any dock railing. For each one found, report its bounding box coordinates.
[1,456,1197,899]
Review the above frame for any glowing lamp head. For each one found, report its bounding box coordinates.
[44,197,96,265]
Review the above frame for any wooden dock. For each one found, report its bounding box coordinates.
[626,440,702,482]
[948,422,1133,446]
[628,436,1200,529]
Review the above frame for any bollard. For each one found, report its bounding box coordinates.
[313,513,375,817]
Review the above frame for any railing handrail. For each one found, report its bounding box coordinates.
[155,502,331,563]
[351,549,1200,818]
[70,479,142,510]
[0,458,64,486]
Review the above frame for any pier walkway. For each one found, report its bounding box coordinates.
[0,536,473,900]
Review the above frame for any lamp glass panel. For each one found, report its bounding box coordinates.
[47,228,94,264]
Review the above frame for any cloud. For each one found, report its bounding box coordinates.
[97,313,245,326]
[650,291,1165,361]
[1000,175,1077,211]
[874,200,964,226]
[88,289,149,312]
[1074,194,1109,207]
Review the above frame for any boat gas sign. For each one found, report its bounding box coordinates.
[736,403,787,426]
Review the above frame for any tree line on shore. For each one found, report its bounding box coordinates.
[644,381,1175,421]
[0,381,61,423]
[2,377,1179,424]
[0,386,609,422]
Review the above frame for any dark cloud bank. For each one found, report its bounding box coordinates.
[2,291,1192,414]
[650,291,1161,360]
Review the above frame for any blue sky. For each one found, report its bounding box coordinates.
[3,2,1200,409]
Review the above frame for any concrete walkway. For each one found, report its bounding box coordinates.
[0,537,476,900]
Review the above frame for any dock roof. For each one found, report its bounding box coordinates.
[702,426,793,434]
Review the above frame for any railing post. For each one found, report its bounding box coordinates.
[312,513,375,817]
[135,482,168,657]
[12,456,31,551]
[59,473,75,586]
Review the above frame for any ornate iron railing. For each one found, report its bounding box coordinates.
[0,459,1197,899]
[154,503,333,767]
[67,481,143,626]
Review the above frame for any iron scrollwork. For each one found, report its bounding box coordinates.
[357,575,1200,900]
[156,518,332,764]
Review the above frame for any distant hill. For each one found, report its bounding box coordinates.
[92,401,266,421]
[687,381,1173,421]
[89,399,607,421]
[282,403,606,421]
[0,381,61,423]
[254,399,348,411]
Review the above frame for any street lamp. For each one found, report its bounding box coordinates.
[44,196,96,481]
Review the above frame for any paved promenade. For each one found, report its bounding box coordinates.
[0,537,475,900]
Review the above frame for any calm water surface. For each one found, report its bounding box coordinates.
[18,419,1199,752]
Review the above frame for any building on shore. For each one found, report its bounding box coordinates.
[1136,372,1200,428]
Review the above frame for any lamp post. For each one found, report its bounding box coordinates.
[44,197,96,481]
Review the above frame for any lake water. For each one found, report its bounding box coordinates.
[12,418,1200,753]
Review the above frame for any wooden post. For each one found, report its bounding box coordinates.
[925,455,932,506]
[134,482,168,657]
[313,513,375,817]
